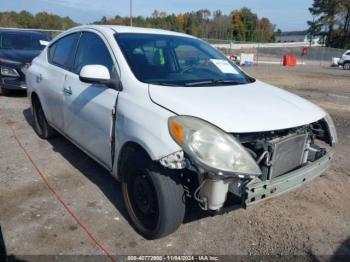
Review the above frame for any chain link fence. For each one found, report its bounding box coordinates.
[204,38,346,67]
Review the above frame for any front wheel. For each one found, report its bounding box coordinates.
[343,62,350,70]
[121,149,186,239]
[32,96,57,139]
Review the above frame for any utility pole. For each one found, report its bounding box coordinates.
[130,0,133,26]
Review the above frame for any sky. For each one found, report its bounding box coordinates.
[0,0,314,31]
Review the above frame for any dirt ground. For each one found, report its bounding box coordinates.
[0,64,349,260]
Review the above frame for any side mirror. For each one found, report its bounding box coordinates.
[40,40,50,46]
[79,65,118,89]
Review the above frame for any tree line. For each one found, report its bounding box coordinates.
[0,11,76,30]
[308,0,350,48]
[0,9,277,43]
[95,8,276,42]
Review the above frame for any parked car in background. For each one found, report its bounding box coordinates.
[338,50,350,70]
[0,29,50,95]
[26,25,337,239]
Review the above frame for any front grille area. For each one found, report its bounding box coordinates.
[235,121,330,182]
[268,134,308,179]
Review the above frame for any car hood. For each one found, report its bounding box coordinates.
[149,80,326,133]
[0,49,41,64]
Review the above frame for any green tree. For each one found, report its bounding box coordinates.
[338,0,350,48]
[92,8,276,41]
[0,13,18,27]
[308,0,350,48]
[257,18,275,42]
[0,10,77,30]
[239,8,258,41]
[231,11,246,41]
[228,8,275,42]
[15,11,35,28]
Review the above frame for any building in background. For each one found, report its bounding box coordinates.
[277,32,321,44]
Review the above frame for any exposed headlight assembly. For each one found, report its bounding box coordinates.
[324,112,338,145]
[1,66,20,77]
[168,116,261,177]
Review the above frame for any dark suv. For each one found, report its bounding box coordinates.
[0,29,51,95]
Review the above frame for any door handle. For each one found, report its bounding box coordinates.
[36,74,43,83]
[63,86,72,95]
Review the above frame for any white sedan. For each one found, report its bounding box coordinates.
[26,25,337,239]
[338,49,350,70]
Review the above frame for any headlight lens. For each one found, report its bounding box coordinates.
[168,116,261,177]
[324,112,338,145]
[1,66,20,77]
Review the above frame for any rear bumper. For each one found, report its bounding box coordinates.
[244,150,334,208]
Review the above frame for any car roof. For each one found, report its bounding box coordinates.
[67,25,196,39]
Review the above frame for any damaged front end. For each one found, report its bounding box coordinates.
[234,116,336,208]
[160,115,336,212]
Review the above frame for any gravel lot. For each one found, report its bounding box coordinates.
[0,64,349,260]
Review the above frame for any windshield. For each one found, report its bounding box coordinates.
[115,33,255,86]
[0,32,50,51]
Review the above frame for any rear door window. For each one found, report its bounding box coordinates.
[72,32,113,74]
[49,33,79,69]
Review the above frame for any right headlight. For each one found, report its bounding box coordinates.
[168,115,261,177]
[324,112,338,145]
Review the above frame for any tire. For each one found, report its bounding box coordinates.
[121,148,186,239]
[344,62,350,70]
[32,96,57,139]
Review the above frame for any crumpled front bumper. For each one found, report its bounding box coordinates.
[244,150,335,208]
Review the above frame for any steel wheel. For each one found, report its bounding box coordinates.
[124,171,159,234]
[121,148,186,239]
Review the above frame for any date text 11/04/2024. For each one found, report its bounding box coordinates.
[126,255,219,261]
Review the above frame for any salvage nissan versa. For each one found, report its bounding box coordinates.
[26,25,337,239]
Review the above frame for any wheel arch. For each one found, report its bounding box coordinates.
[30,92,41,115]
[116,141,152,181]
[31,91,40,105]
[30,91,51,122]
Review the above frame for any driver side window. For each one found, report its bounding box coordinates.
[72,32,114,75]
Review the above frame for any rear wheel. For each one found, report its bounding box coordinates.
[121,148,186,239]
[344,62,350,70]
[32,96,57,139]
